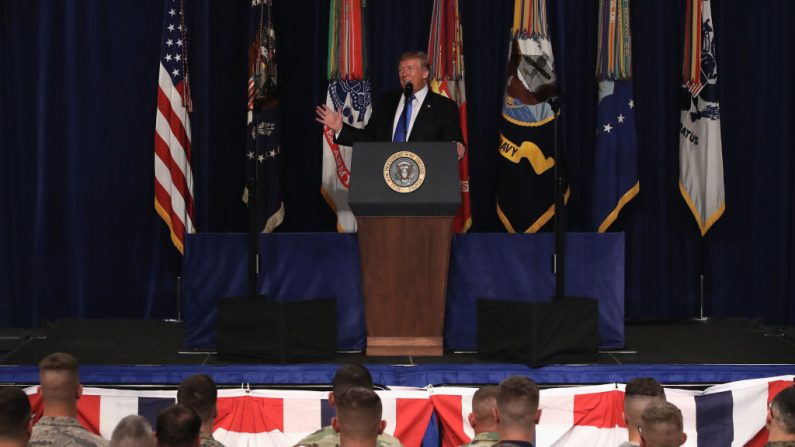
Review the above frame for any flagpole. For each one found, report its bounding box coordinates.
[551,97,565,301]
[693,236,709,321]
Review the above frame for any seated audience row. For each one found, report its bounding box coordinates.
[1,352,794,447]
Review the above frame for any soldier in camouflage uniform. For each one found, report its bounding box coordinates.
[765,387,795,447]
[110,415,155,447]
[638,402,686,447]
[155,404,201,447]
[28,352,109,447]
[177,374,225,447]
[460,386,499,447]
[0,386,32,447]
[491,376,540,447]
[331,387,384,447]
[294,364,403,447]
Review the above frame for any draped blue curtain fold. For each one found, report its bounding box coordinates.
[2,0,795,327]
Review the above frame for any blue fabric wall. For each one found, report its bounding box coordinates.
[2,0,794,327]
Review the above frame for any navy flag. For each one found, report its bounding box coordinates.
[496,0,568,233]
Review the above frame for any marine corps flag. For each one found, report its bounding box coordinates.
[427,0,471,232]
[497,0,566,233]
[320,0,372,232]
[243,0,284,233]
[679,0,725,235]
[592,0,639,232]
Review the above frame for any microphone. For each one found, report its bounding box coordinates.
[403,82,414,99]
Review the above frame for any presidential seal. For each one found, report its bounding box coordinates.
[383,151,426,193]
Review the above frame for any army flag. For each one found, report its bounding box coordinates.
[679,0,725,235]
[427,0,471,232]
[496,0,566,233]
[592,0,639,232]
[243,0,284,232]
[320,0,372,233]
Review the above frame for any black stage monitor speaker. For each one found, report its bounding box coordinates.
[477,297,599,367]
[217,297,337,362]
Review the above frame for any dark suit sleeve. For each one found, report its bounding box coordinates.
[334,93,393,146]
[439,97,464,143]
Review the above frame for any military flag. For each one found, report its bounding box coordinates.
[496,0,566,233]
[154,0,195,254]
[243,0,284,233]
[427,0,471,232]
[320,0,371,233]
[679,0,725,235]
[592,0,639,232]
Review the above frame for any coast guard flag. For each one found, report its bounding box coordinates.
[679,0,725,235]
[496,0,567,233]
[320,0,371,233]
[243,0,284,233]
[154,0,195,254]
[592,0,639,232]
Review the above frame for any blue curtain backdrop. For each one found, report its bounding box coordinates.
[2,0,794,327]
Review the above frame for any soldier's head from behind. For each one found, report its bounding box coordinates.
[495,376,540,443]
[332,387,385,447]
[624,378,667,443]
[0,386,32,446]
[330,364,374,406]
[155,404,200,447]
[639,401,686,447]
[468,385,499,434]
[38,352,82,413]
[176,374,217,426]
[767,386,795,442]
[111,415,155,447]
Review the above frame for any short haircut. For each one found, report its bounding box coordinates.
[640,401,684,447]
[625,378,666,399]
[38,352,80,401]
[0,386,31,440]
[155,404,201,447]
[771,387,795,434]
[496,376,539,427]
[336,387,382,440]
[624,378,667,428]
[399,51,430,70]
[332,364,373,397]
[177,374,217,422]
[110,415,155,447]
[471,385,499,424]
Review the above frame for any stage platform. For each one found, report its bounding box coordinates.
[1,318,794,387]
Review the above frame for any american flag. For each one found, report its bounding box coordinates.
[154,0,195,254]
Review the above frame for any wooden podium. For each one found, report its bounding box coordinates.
[349,142,460,356]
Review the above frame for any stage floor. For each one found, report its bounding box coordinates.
[1,318,794,386]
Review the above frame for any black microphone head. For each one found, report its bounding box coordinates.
[404,82,414,97]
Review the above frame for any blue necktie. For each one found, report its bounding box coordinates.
[393,95,414,142]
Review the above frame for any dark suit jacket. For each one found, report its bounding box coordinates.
[335,88,463,146]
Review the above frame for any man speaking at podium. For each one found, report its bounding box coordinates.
[315,51,466,159]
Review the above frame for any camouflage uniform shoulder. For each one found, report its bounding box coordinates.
[765,442,795,447]
[29,417,109,447]
[377,432,404,447]
[294,425,339,447]
[460,431,500,447]
[201,432,227,447]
